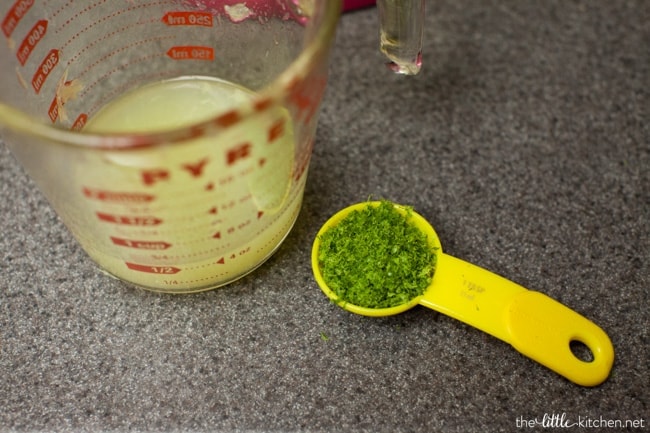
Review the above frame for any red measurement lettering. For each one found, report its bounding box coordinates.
[215,110,241,127]
[96,212,162,226]
[181,157,209,178]
[83,187,155,203]
[71,113,88,130]
[2,0,34,37]
[32,49,59,94]
[125,262,181,274]
[48,95,58,123]
[268,119,285,143]
[166,45,214,61]
[226,142,252,166]
[16,19,47,65]
[141,169,170,186]
[162,11,212,27]
[111,237,172,250]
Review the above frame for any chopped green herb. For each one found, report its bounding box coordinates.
[320,332,329,341]
[317,200,436,309]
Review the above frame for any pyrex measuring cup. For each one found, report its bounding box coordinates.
[311,202,615,386]
[0,0,341,293]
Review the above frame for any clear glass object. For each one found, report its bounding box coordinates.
[0,0,341,293]
[377,0,425,75]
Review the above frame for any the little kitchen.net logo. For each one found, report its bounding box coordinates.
[516,413,647,429]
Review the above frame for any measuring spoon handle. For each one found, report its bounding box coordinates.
[420,253,614,386]
[506,290,614,386]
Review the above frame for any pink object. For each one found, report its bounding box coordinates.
[343,0,376,12]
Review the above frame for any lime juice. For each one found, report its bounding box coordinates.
[77,76,300,292]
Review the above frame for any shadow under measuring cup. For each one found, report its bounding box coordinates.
[311,202,615,387]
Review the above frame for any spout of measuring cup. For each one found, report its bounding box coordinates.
[376,0,425,75]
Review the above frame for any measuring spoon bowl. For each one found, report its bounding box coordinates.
[311,201,615,387]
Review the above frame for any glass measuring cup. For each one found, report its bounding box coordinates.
[0,0,341,293]
[311,202,615,386]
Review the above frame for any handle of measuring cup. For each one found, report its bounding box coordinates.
[419,253,614,386]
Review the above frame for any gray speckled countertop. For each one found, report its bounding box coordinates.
[1,1,648,432]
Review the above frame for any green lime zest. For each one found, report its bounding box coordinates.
[317,200,436,309]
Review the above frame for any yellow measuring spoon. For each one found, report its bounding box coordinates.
[311,202,614,387]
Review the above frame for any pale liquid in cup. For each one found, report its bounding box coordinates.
[78,76,300,292]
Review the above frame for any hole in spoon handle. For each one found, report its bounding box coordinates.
[506,291,614,387]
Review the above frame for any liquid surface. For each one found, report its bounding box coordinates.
[85,77,254,133]
[76,76,300,292]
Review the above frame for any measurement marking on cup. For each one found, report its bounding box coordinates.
[48,95,60,122]
[52,0,172,32]
[63,18,166,59]
[121,241,235,263]
[32,49,59,94]
[162,11,213,27]
[1,0,34,37]
[79,52,165,99]
[71,113,88,130]
[166,46,214,61]
[110,237,172,250]
[74,35,175,78]
[125,262,181,274]
[96,212,162,226]
[268,119,286,143]
[83,187,156,203]
[16,19,47,65]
